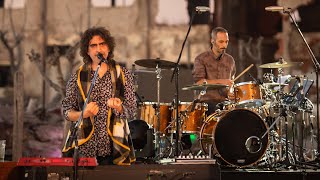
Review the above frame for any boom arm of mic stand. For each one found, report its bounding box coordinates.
[170,9,196,82]
[170,9,196,157]
[285,11,320,161]
[67,63,102,179]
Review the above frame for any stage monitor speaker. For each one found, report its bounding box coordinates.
[134,128,154,160]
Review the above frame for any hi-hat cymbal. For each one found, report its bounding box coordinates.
[259,61,303,68]
[182,84,228,91]
[135,59,176,69]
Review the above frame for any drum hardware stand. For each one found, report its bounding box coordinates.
[246,103,298,169]
[282,9,320,166]
[154,64,162,161]
[288,109,320,169]
[170,5,201,157]
[246,72,294,168]
[293,77,306,163]
[289,81,320,168]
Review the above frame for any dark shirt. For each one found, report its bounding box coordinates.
[62,66,136,157]
[192,50,236,102]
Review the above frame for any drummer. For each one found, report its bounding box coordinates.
[192,27,236,115]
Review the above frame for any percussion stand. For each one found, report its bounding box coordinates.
[285,9,320,166]
[170,6,199,157]
[275,70,298,168]
[154,64,163,160]
[290,81,320,168]
[247,70,297,169]
[291,76,305,163]
[278,104,298,169]
[274,75,316,169]
[254,103,296,168]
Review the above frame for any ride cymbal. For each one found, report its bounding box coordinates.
[135,59,176,69]
[259,61,303,68]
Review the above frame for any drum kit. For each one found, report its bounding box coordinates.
[129,58,317,168]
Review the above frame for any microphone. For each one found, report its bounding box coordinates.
[190,99,199,112]
[291,77,304,97]
[248,73,262,85]
[215,102,224,110]
[96,52,105,63]
[265,6,290,12]
[195,6,210,13]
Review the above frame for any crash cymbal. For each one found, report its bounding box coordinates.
[135,59,176,69]
[182,84,228,91]
[259,61,303,68]
[264,82,289,87]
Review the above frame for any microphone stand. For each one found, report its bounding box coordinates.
[285,9,320,165]
[170,8,196,157]
[66,60,102,179]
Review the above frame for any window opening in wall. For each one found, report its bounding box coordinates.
[0,65,12,87]
[4,0,25,9]
[91,0,135,7]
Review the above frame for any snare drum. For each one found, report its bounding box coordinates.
[234,81,265,108]
[139,102,171,134]
[170,102,207,134]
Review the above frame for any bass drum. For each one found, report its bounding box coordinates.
[200,109,269,167]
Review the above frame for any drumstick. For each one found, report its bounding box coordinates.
[232,64,254,82]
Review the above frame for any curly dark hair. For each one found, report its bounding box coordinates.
[80,27,116,63]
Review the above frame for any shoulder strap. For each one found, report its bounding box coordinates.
[116,64,121,79]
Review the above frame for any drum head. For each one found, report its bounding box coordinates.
[214,109,268,167]
[128,120,149,150]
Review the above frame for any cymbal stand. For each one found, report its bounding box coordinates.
[154,64,162,160]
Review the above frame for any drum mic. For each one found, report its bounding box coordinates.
[190,99,199,112]
[215,102,225,110]
[248,73,262,85]
[245,136,262,154]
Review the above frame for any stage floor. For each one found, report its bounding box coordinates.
[2,161,320,180]
[0,162,320,180]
